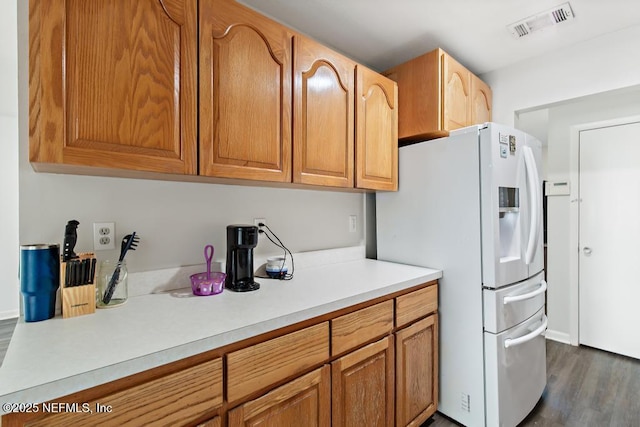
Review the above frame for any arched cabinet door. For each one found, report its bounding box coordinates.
[356,66,398,191]
[293,35,355,188]
[199,0,292,182]
[471,74,493,125]
[30,0,198,175]
[442,53,471,132]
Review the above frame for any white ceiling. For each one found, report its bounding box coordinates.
[239,0,640,75]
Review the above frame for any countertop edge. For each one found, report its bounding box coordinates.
[0,263,441,414]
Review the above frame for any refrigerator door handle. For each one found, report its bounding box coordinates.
[504,315,548,349]
[503,280,547,305]
[523,146,540,264]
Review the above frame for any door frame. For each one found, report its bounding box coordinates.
[568,115,640,345]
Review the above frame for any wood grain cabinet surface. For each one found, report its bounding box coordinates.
[356,66,399,191]
[29,0,397,191]
[331,300,393,356]
[19,357,222,427]
[471,73,493,125]
[383,48,492,143]
[2,281,439,427]
[331,336,395,427]
[395,315,439,427]
[228,365,331,427]
[226,322,330,404]
[199,0,293,182]
[29,0,198,175]
[293,35,356,188]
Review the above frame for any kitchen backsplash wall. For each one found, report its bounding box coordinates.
[19,164,365,274]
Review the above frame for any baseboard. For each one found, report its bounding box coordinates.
[0,310,19,321]
[545,329,571,344]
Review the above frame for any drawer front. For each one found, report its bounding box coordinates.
[26,358,223,427]
[227,322,330,403]
[396,284,438,328]
[331,300,393,356]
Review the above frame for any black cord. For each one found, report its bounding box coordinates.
[258,223,294,280]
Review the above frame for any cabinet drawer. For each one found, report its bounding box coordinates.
[26,358,223,426]
[396,284,438,328]
[331,300,393,356]
[227,322,330,403]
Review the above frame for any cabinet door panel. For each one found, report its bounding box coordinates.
[30,0,197,174]
[442,53,470,131]
[355,66,398,191]
[332,336,394,427]
[293,36,355,187]
[200,0,292,182]
[471,74,493,125]
[228,366,330,427]
[396,315,439,427]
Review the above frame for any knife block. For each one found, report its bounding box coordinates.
[60,252,97,318]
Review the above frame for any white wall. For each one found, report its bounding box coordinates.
[5,0,365,318]
[0,0,19,319]
[544,89,640,341]
[483,25,640,127]
[482,24,640,340]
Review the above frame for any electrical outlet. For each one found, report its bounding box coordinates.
[254,218,266,228]
[93,222,115,250]
[349,215,357,233]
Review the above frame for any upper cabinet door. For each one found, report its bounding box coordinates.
[29,0,198,174]
[200,0,292,182]
[471,74,493,125]
[293,36,355,188]
[441,53,471,132]
[356,66,398,191]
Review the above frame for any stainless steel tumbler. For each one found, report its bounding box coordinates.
[20,244,60,322]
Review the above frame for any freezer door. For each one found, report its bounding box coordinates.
[483,271,546,334]
[480,123,536,288]
[484,307,547,427]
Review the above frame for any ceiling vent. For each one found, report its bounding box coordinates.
[508,2,574,38]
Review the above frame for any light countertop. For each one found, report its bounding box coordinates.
[0,254,440,414]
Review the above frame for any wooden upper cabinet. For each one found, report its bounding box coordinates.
[356,66,398,191]
[293,36,355,188]
[383,48,491,143]
[471,74,493,125]
[29,0,198,174]
[442,53,471,132]
[199,0,292,182]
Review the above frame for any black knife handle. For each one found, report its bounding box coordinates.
[63,220,80,262]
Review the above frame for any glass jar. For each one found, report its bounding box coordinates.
[96,259,128,308]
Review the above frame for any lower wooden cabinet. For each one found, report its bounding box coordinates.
[331,335,394,427]
[197,416,221,427]
[2,282,438,427]
[395,315,439,427]
[14,358,223,427]
[228,365,331,427]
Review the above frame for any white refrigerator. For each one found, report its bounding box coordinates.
[377,123,547,427]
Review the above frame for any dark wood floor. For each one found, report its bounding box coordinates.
[424,340,640,426]
[0,317,18,367]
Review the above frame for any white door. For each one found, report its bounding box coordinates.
[579,120,640,359]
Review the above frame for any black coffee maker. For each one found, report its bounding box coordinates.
[226,225,260,292]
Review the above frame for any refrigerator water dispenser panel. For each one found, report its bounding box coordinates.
[499,187,521,261]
